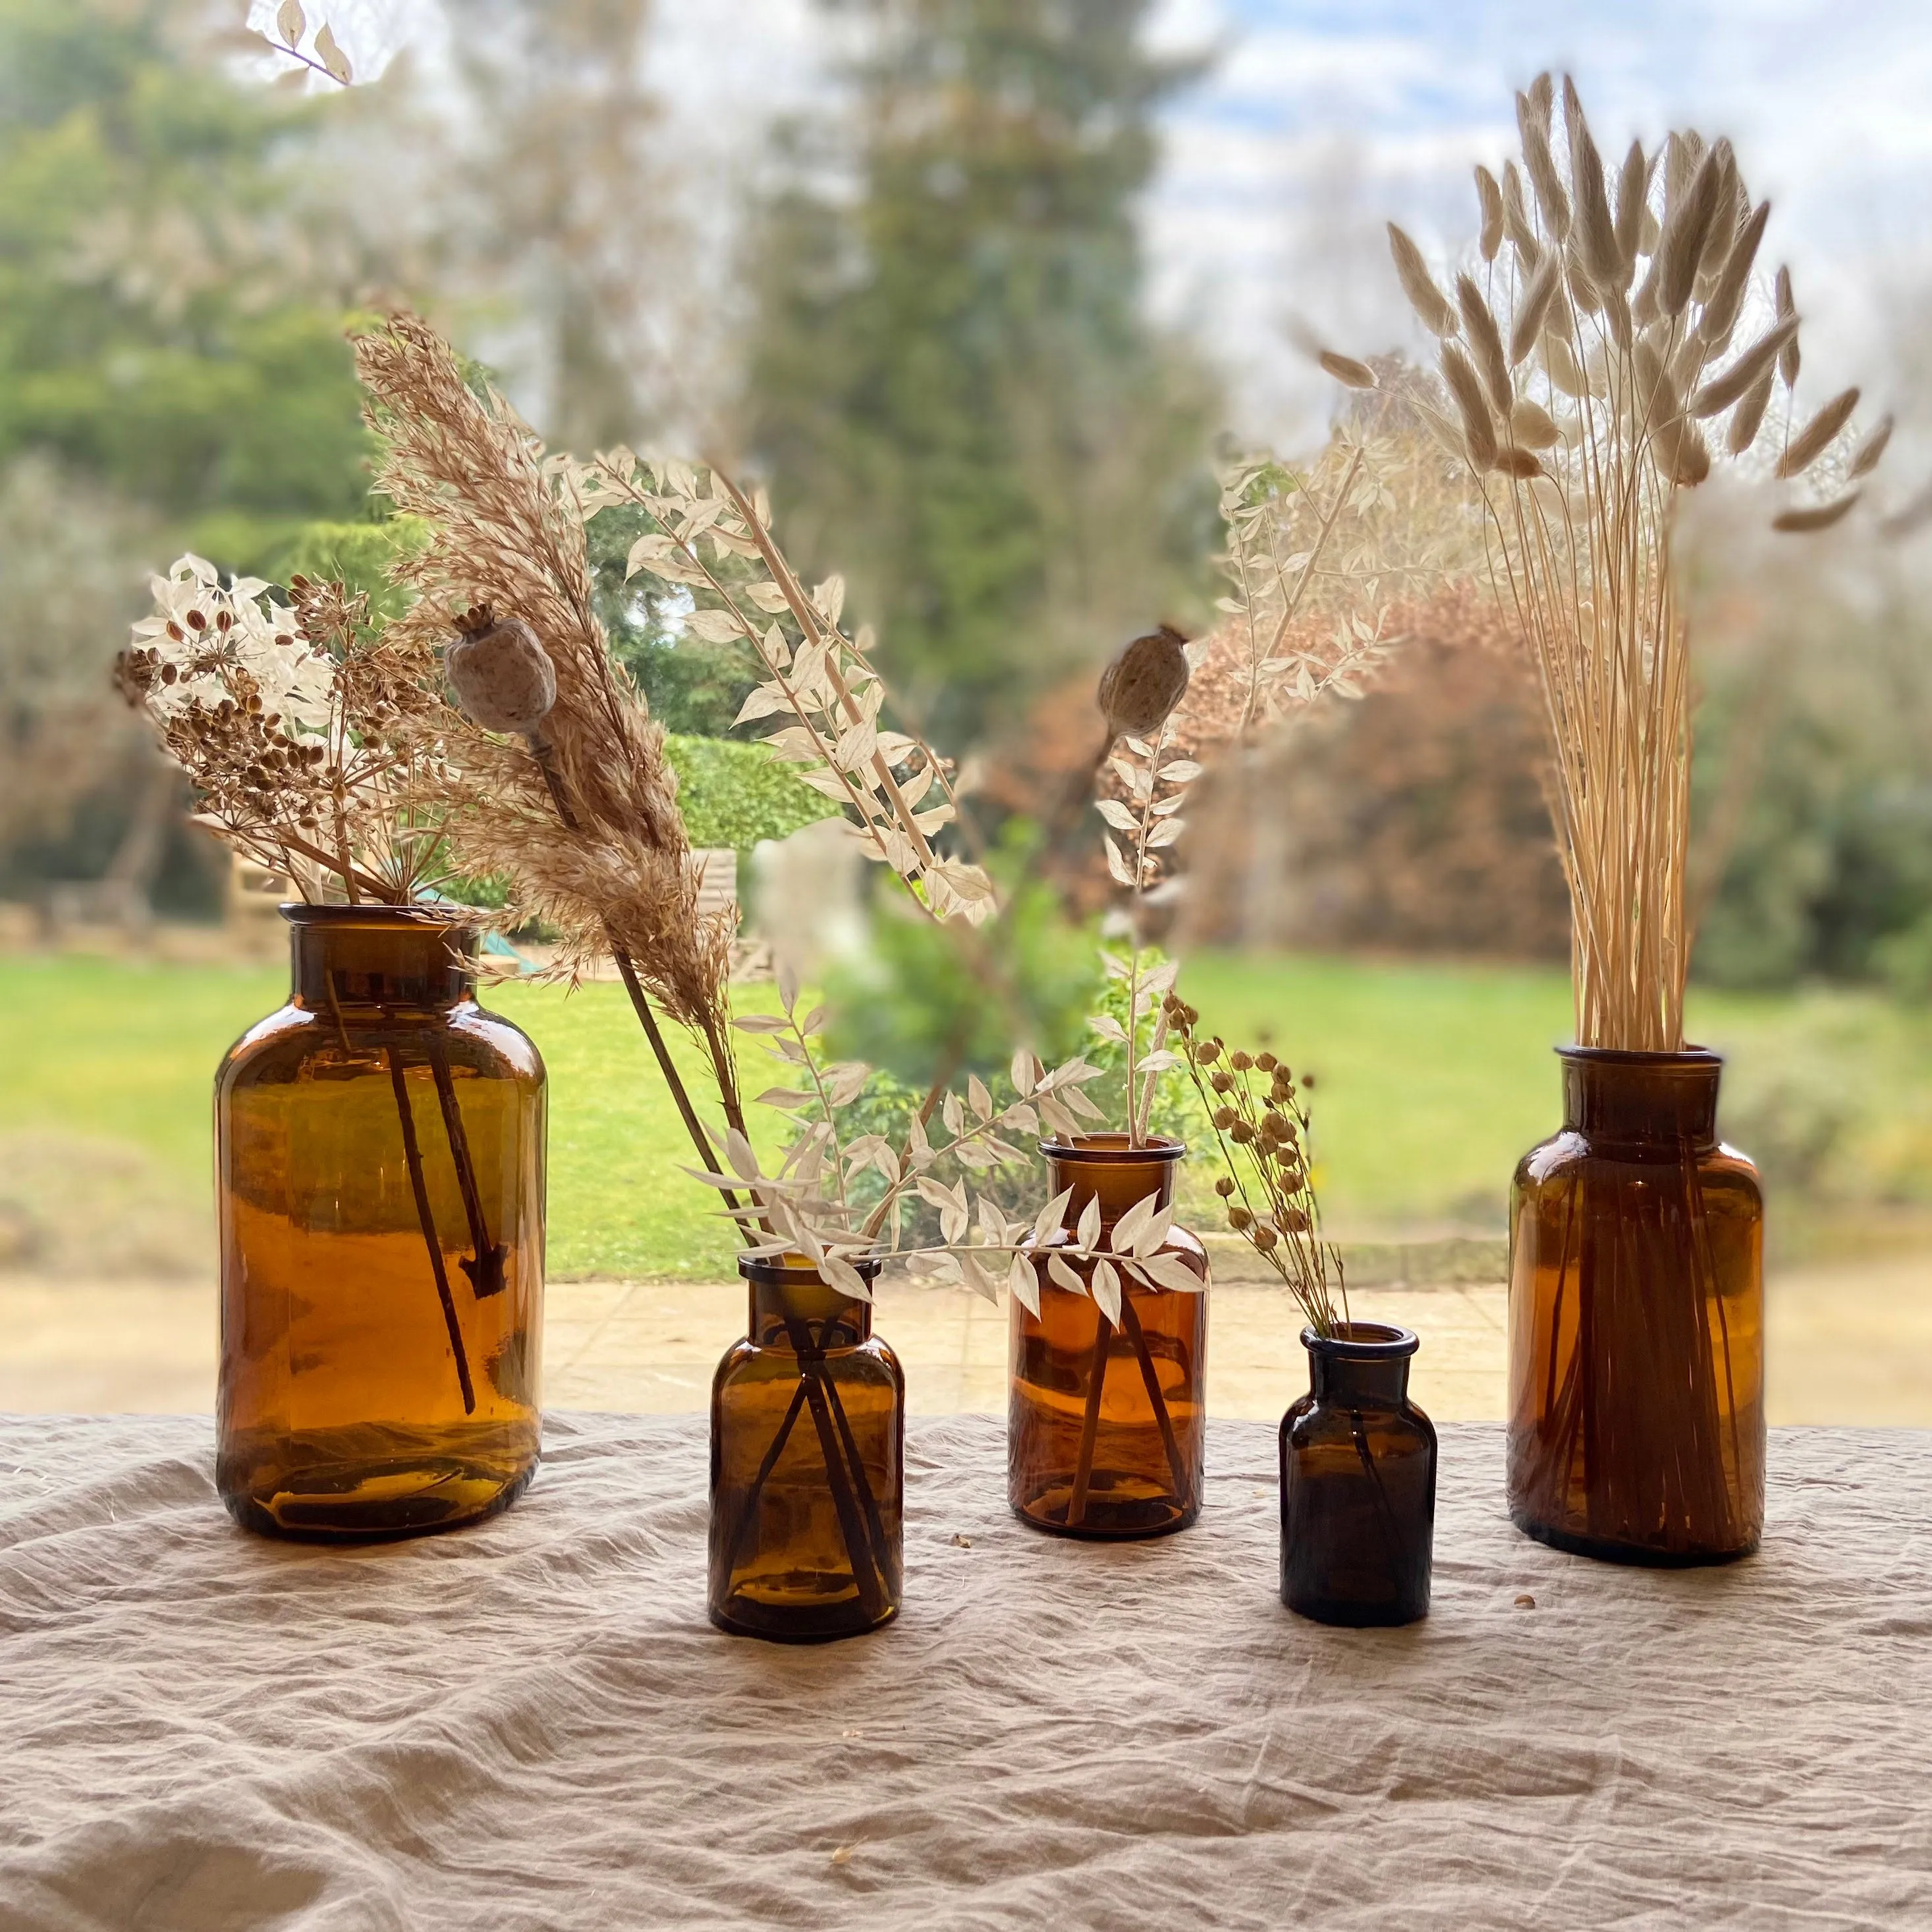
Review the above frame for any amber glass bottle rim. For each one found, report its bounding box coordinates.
[1556,1044,1723,1070]
[1037,1132,1186,1164]
[281,900,473,933]
[1300,1321,1418,1361]
[738,1250,883,1286]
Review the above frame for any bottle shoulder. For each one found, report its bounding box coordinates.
[1281,1394,1435,1452]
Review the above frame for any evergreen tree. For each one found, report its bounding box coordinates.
[0,0,372,568]
[743,0,1220,749]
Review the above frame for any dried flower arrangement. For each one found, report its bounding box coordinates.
[113,559,507,1408]
[1337,72,1887,1051]
[1328,74,1887,1557]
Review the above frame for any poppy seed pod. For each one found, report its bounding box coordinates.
[1095,623,1190,740]
[445,606,557,736]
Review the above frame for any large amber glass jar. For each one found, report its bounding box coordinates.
[216,904,545,1539]
[1508,1047,1763,1564]
[710,1253,904,1642]
[1281,1323,1436,1626]
[1009,1136,1208,1538]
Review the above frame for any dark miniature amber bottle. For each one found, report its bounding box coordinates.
[1281,1323,1436,1626]
[1008,1136,1208,1538]
[710,1253,904,1642]
[1508,1047,1764,1564]
[215,904,545,1539]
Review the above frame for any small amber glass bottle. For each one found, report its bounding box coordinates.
[1508,1047,1764,1564]
[1281,1323,1436,1626]
[216,904,545,1539]
[1008,1135,1208,1538]
[709,1253,904,1642]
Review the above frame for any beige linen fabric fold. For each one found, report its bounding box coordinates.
[1,1412,1928,1931]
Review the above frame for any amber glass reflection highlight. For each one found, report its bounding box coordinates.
[710,1254,904,1642]
[217,905,545,1539]
[1009,1136,1207,1538]
[1508,1047,1763,1564]
[1281,1323,1435,1626]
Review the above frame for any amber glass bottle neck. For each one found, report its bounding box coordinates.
[1560,1049,1720,1150]
[287,908,475,1010]
[1304,1325,1415,1408]
[1044,1135,1182,1225]
[747,1280,874,1351]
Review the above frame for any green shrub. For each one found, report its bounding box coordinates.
[663,734,838,852]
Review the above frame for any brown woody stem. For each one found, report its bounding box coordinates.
[1067,1317,1113,1528]
[386,1043,477,1416]
[425,1037,508,1298]
[1117,1290,1191,1507]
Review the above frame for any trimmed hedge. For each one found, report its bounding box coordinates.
[663,733,839,852]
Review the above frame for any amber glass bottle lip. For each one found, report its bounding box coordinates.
[737,1249,883,1286]
[1557,1044,1723,1071]
[281,901,474,936]
[1039,1132,1186,1164]
[1300,1321,1418,1361]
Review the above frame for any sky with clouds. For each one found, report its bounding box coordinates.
[306,0,1932,448]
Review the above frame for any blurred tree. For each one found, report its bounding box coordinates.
[0,0,373,568]
[742,0,1221,750]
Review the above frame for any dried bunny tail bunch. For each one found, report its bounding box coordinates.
[353,312,736,1092]
[115,555,445,904]
[1352,75,1889,1049]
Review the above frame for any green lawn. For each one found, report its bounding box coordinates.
[4,951,1929,1277]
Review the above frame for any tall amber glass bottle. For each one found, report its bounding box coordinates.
[1508,1047,1763,1564]
[216,904,545,1539]
[1009,1136,1208,1538]
[710,1253,904,1642]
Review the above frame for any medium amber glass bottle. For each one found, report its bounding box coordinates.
[1281,1323,1436,1626]
[1508,1047,1764,1564]
[710,1253,904,1642]
[1008,1135,1208,1538]
[216,904,545,1539]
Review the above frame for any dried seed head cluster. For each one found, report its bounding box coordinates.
[1341,74,1889,1050]
[1167,995,1344,1335]
[115,557,449,903]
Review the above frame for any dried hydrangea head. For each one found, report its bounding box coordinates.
[444,605,557,738]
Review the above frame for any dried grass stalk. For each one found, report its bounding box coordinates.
[353,311,744,1129]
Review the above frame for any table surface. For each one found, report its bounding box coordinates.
[1,1413,1928,1931]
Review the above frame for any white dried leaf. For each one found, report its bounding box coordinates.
[1076,1196,1101,1254]
[1046,1250,1086,1296]
[1033,1186,1074,1246]
[968,1074,993,1122]
[1095,799,1138,832]
[1009,1252,1041,1318]
[1011,1049,1041,1098]
[1090,1257,1122,1325]
[1135,1252,1207,1292]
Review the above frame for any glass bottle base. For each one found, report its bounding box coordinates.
[1010,1476,1197,1540]
[708,1582,899,1644]
[1510,1507,1759,1568]
[219,1422,538,1541]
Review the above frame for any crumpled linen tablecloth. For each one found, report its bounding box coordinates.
[1,1413,1928,1932]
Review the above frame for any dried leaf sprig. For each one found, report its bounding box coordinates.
[566,451,997,927]
[1350,74,1888,1049]
[115,557,447,903]
[689,974,1126,1303]
[1169,997,1346,1337]
[1215,416,1475,740]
